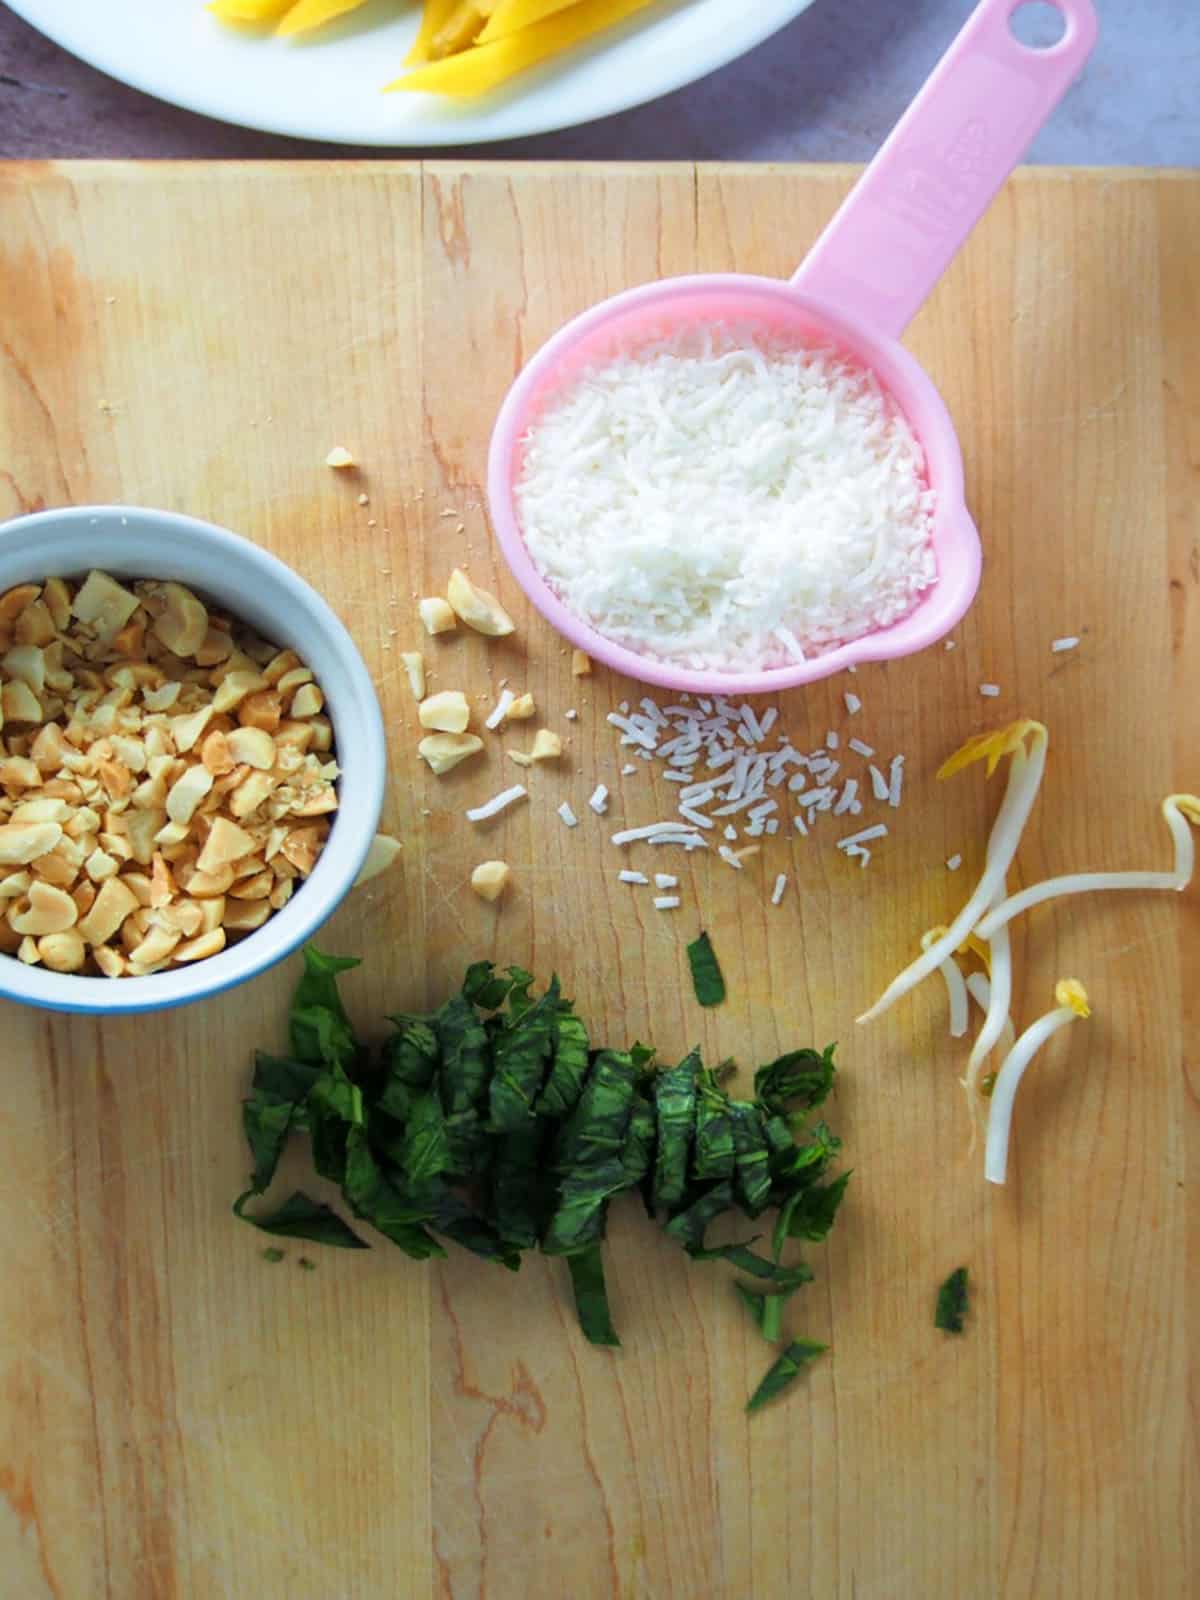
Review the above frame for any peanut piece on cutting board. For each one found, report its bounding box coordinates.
[446,569,515,637]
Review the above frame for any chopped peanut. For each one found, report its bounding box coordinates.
[507,693,535,720]
[77,878,140,945]
[446,569,515,637]
[226,727,276,770]
[418,690,471,734]
[401,652,426,701]
[0,820,62,866]
[470,860,511,903]
[0,583,42,627]
[8,880,78,935]
[290,683,324,719]
[353,833,401,887]
[238,691,282,732]
[2,679,42,723]
[165,765,214,825]
[152,582,208,657]
[418,597,457,636]
[0,571,343,978]
[571,649,592,677]
[72,571,139,638]
[38,929,86,972]
[417,733,483,775]
[222,899,271,932]
[174,928,227,962]
[530,729,563,762]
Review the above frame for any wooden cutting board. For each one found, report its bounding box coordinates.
[0,161,1195,1600]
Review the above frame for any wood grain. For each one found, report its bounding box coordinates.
[0,161,1194,1599]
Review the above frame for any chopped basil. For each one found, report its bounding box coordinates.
[686,931,726,1007]
[936,1266,970,1333]
[746,1338,828,1413]
[233,948,851,1411]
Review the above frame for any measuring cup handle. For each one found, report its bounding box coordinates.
[791,0,1098,338]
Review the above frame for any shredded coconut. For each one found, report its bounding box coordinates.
[485,688,514,730]
[515,324,937,671]
[466,786,527,823]
[557,802,578,828]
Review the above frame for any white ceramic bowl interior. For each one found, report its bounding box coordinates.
[0,505,386,1015]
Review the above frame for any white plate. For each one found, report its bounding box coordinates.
[7,0,818,146]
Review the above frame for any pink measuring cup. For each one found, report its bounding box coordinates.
[487,0,1099,695]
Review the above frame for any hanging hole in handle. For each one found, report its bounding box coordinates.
[1008,1,1069,50]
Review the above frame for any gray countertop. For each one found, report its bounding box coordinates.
[0,1,1196,164]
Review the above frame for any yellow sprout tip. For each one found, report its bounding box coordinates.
[1166,793,1200,826]
[937,719,1047,782]
[1055,979,1091,1019]
[956,930,992,974]
[920,924,951,951]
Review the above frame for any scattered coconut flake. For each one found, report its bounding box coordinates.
[979,683,1001,698]
[611,822,701,846]
[869,764,890,801]
[485,688,515,730]
[466,785,528,823]
[848,737,875,759]
[771,873,788,905]
[565,709,579,720]
[838,823,888,851]
[718,846,744,870]
[557,802,579,828]
[1051,636,1080,653]
[619,870,649,885]
[944,640,957,651]
[589,784,610,815]
[888,755,905,809]
[654,874,678,889]
[946,853,963,871]
[844,692,862,715]
[825,731,839,749]
[654,895,681,910]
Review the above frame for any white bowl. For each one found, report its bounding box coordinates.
[0,505,386,1016]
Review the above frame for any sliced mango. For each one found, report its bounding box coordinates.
[405,0,462,62]
[276,0,370,36]
[477,0,578,46]
[389,0,658,95]
[209,0,295,21]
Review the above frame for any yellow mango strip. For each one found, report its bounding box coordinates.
[476,0,580,46]
[388,0,658,95]
[405,0,461,63]
[431,1,487,58]
[277,0,369,36]
[209,0,295,22]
